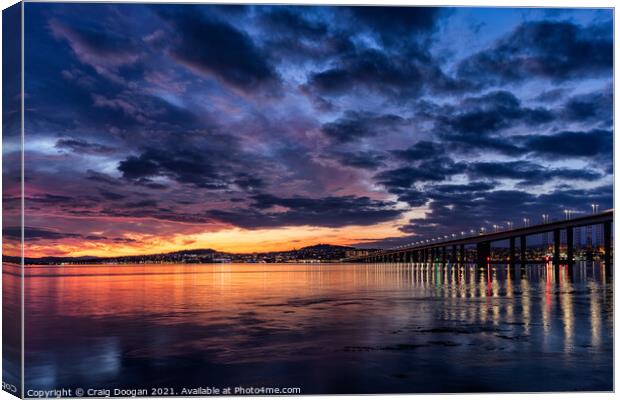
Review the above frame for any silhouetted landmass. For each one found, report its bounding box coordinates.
[3,244,379,265]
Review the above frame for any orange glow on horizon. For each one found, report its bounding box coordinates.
[23,221,408,258]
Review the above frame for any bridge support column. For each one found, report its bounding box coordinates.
[477,242,490,267]
[509,237,516,266]
[460,244,465,263]
[566,227,574,265]
[452,245,457,263]
[604,221,612,271]
[442,246,447,263]
[553,229,561,265]
[520,236,527,265]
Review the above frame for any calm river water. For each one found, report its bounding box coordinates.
[6,262,614,394]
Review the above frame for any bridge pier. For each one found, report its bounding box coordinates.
[477,241,490,267]
[553,229,560,265]
[604,220,611,271]
[520,235,526,265]
[460,244,465,263]
[452,245,457,263]
[566,227,574,265]
[509,237,516,266]
[442,246,447,263]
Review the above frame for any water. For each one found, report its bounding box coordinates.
[5,262,614,394]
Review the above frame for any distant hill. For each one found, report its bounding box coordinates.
[3,244,374,265]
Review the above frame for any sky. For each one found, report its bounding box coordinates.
[5,4,613,257]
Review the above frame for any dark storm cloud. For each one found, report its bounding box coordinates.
[86,170,120,185]
[432,90,553,155]
[376,159,464,189]
[4,226,138,243]
[391,141,443,161]
[118,147,228,189]
[23,227,82,240]
[117,134,272,191]
[303,46,469,101]
[331,150,387,170]
[260,7,328,38]
[307,49,424,96]
[160,7,279,92]
[123,200,158,208]
[259,7,354,63]
[467,161,603,186]
[4,226,77,240]
[522,129,612,158]
[376,140,471,206]
[384,181,496,211]
[346,6,445,46]
[431,181,496,195]
[48,17,140,79]
[98,189,126,201]
[458,20,612,85]
[561,89,612,124]
[207,194,402,229]
[322,111,407,143]
[446,91,554,134]
[26,194,74,204]
[56,138,117,155]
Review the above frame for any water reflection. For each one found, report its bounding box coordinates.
[10,262,613,393]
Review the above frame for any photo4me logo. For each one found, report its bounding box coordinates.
[2,381,17,394]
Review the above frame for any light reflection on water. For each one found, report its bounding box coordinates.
[7,262,613,393]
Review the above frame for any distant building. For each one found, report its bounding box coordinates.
[345,249,371,258]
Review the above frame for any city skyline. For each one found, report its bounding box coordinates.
[5,4,613,258]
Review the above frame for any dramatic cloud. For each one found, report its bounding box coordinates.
[467,161,603,186]
[208,194,403,229]
[458,20,613,84]
[331,150,387,170]
[561,89,612,125]
[161,7,279,92]
[56,138,117,155]
[434,90,553,154]
[523,129,612,158]
[49,18,140,80]
[322,111,407,143]
[347,6,445,45]
[304,47,464,100]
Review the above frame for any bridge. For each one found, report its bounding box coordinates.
[344,209,613,269]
